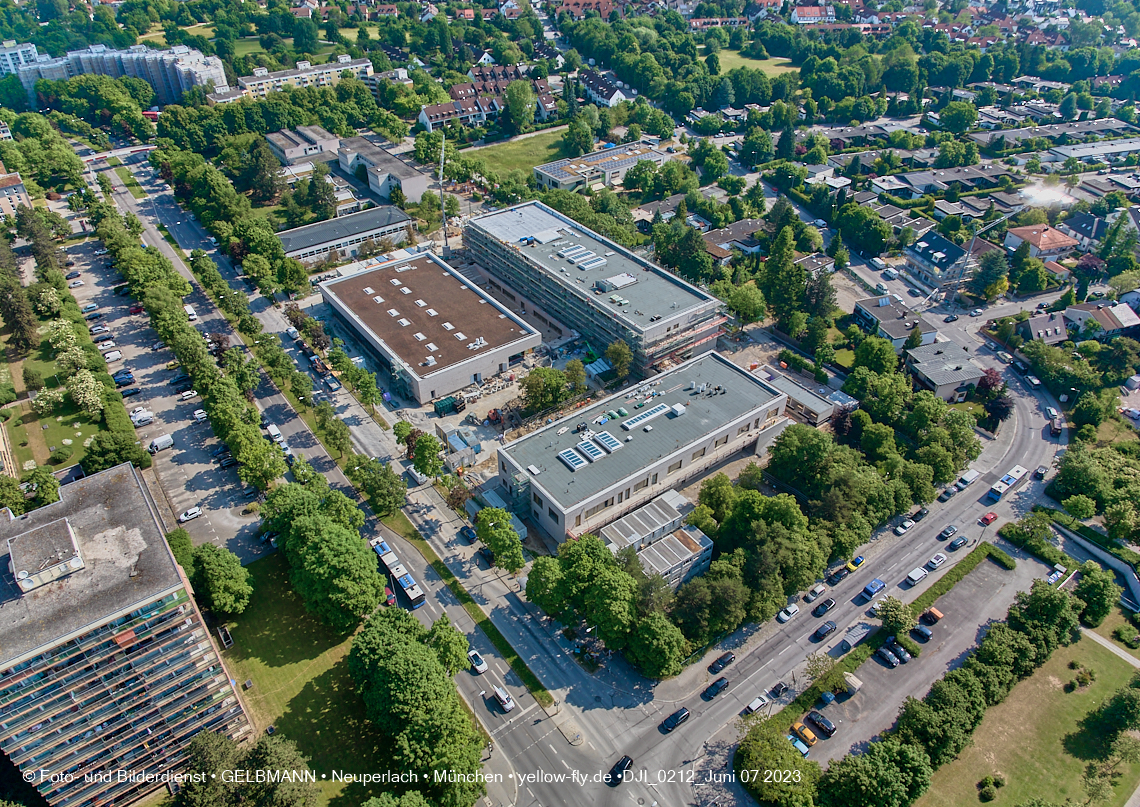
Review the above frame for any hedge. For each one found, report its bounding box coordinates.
[910,542,1016,616]
[1042,506,1140,570]
[997,521,1073,569]
[894,633,922,658]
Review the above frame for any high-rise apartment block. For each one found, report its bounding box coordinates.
[0,463,252,807]
[0,40,40,77]
[207,54,373,104]
[16,43,226,105]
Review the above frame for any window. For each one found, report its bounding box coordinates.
[634,477,649,491]
[533,492,541,505]
[651,473,658,485]
[575,514,581,527]
[548,507,559,523]
[715,435,728,448]
[691,448,706,461]
[765,407,781,422]
[584,501,606,518]
[737,424,750,435]
[668,460,683,474]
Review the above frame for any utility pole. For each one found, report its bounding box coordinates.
[439,134,450,256]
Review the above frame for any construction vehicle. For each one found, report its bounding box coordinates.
[488,409,502,425]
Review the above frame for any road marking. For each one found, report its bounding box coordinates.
[778,646,790,655]
[561,759,569,769]
[549,744,558,755]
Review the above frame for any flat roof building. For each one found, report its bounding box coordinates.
[753,365,836,425]
[495,352,788,541]
[599,490,712,590]
[0,464,251,807]
[320,253,540,404]
[266,125,340,165]
[853,295,938,351]
[210,55,373,104]
[465,201,726,376]
[533,143,670,192]
[338,136,430,204]
[279,205,412,264]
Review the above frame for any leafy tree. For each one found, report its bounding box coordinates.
[854,336,899,375]
[1007,580,1084,660]
[737,721,822,806]
[174,731,320,807]
[289,517,385,632]
[605,339,633,379]
[626,611,688,678]
[425,613,470,676]
[66,369,104,416]
[564,358,586,392]
[520,366,570,413]
[191,543,253,616]
[166,528,194,571]
[1064,494,1097,520]
[818,740,933,807]
[1073,561,1122,627]
[940,101,979,133]
[984,395,1015,425]
[760,226,806,331]
[348,458,407,516]
[972,250,1009,300]
[504,80,537,134]
[0,474,26,516]
[476,507,525,574]
[728,282,766,323]
[904,327,923,351]
[1072,391,1105,428]
[877,596,916,635]
[83,431,152,472]
[897,668,988,765]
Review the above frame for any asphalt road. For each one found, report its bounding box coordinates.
[98,154,1073,806]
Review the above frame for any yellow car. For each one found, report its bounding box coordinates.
[791,721,818,747]
[166,360,180,370]
[846,556,866,573]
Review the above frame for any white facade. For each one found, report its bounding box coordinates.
[0,41,38,77]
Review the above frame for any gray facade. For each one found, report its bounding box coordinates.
[496,352,788,541]
[266,125,340,165]
[533,143,669,191]
[338,136,430,204]
[465,202,726,376]
[279,205,411,263]
[319,253,540,403]
[0,464,251,807]
[599,490,713,590]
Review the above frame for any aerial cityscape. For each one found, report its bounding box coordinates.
[0,0,1138,805]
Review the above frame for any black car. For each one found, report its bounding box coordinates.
[174,382,193,394]
[939,525,958,540]
[912,624,933,642]
[814,620,837,641]
[219,456,238,468]
[937,487,957,502]
[703,677,730,700]
[1012,360,1028,375]
[912,507,930,522]
[708,652,736,674]
[169,373,189,385]
[770,681,789,698]
[807,710,836,738]
[812,597,836,618]
[606,756,634,786]
[84,312,102,320]
[877,647,900,668]
[1034,465,1048,480]
[479,546,495,567]
[65,271,81,280]
[827,567,850,585]
[908,287,921,297]
[120,388,142,398]
[948,536,968,551]
[889,637,912,663]
[943,314,959,323]
[211,445,230,457]
[459,525,477,544]
[661,707,691,733]
[115,377,135,387]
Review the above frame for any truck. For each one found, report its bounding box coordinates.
[309,355,329,376]
[184,304,197,321]
[955,468,981,490]
[861,578,885,601]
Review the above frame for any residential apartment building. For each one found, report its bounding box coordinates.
[278,205,411,263]
[0,463,252,807]
[0,40,39,76]
[1065,302,1140,338]
[903,230,969,292]
[338,136,430,203]
[1017,311,1069,345]
[1004,225,1079,260]
[417,98,495,132]
[0,170,30,217]
[791,6,836,23]
[599,490,713,590]
[465,201,727,375]
[319,253,540,404]
[853,295,938,350]
[208,55,372,104]
[17,44,226,105]
[904,342,985,402]
[496,353,788,541]
[533,143,670,191]
[265,125,340,165]
[579,69,627,107]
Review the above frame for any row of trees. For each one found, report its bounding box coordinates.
[739,581,1085,807]
[0,110,87,199]
[35,73,155,140]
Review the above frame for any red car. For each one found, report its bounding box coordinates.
[980,512,998,526]
[384,586,396,607]
[129,304,144,314]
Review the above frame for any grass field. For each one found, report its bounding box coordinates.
[139,23,215,46]
[475,129,568,177]
[1092,607,1140,661]
[1097,417,1138,446]
[221,554,400,806]
[231,37,337,59]
[915,635,1140,807]
[337,26,382,43]
[710,50,799,76]
[114,167,147,199]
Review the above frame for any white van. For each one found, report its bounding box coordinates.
[286,327,300,341]
[956,469,981,490]
[103,350,123,362]
[148,434,174,454]
[266,424,283,443]
[184,304,197,321]
[492,685,515,712]
[882,267,899,280]
[906,567,929,586]
[870,257,888,270]
[407,465,429,486]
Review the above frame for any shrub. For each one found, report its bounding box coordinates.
[0,408,11,421]
[22,366,44,391]
[894,634,923,659]
[979,776,995,789]
[979,784,997,802]
[0,384,16,406]
[993,774,1005,788]
[1069,659,1081,670]
[49,447,73,465]
[1115,625,1140,649]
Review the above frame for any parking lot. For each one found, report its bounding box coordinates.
[66,239,270,561]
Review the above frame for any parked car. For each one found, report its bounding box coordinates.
[888,636,912,662]
[708,652,736,674]
[67,279,84,288]
[467,650,488,674]
[777,603,801,623]
[846,556,865,572]
[791,722,818,747]
[219,456,238,469]
[939,525,958,540]
[813,620,837,641]
[90,325,109,334]
[65,271,80,280]
[980,512,998,526]
[179,390,197,400]
[178,506,202,523]
[770,681,789,698]
[808,710,836,738]
[943,314,959,323]
[894,519,915,536]
[1034,465,1048,480]
[459,525,477,544]
[129,304,144,314]
[948,536,968,551]
[877,647,901,668]
[912,624,933,642]
[928,552,947,569]
[912,507,929,522]
[479,546,495,567]
[827,566,850,584]
[120,388,142,398]
[937,486,957,502]
[174,382,193,394]
[84,312,102,320]
[812,597,836,617]
[1046,406,1059,420]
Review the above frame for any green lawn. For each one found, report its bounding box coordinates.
[1096,417,1138,446]
[1092,607,1140,662]
[221,554,403,806]
[951,400,985,419]
[337,26,382,43]
[113,167,147,200]
[475,129,568,177]
[231,37,336,59]
[915,635,1140,807]
[710,49,799,76]
[833,348,855,369]
[139,23,215,46]
[105,156,121,167]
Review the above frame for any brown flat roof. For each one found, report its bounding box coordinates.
[325,255,532,375]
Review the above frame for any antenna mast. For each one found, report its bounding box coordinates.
[439,134,449,254]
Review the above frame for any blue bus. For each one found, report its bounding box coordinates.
[369,538,426,609]
[987,465,1028,502]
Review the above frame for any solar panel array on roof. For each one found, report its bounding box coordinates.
[558,448,588,471]
[577,440,605,462]
[569,251,596,265]
[594,430,623,452]
[578,256,607,270]
[621,402,671,430]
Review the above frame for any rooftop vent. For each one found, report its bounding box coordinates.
[442,322,454,330]
[363,286,374,294]
[373,296,384,304]
[427,309,438,316]
[414,332,426,341]
[415,299,427,307]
